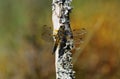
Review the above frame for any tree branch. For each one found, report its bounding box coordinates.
[52,0,75,79]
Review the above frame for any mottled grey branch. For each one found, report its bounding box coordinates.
[52,0,75,79]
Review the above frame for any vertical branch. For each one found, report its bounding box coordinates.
[52,0,75,79]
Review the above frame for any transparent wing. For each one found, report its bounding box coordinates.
[41,25,53,42]
[73,28,87,49]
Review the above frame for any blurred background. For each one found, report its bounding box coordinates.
[0,0,120,79]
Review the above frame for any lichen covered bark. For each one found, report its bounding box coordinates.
[52,0,75,79]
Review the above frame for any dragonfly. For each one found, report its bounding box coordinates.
[41,25,87,50]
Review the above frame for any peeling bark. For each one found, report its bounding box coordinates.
[52,0,75,79]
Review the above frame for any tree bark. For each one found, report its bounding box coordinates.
[52,0,75,79]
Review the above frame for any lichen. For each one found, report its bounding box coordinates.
[52,0,75,79]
